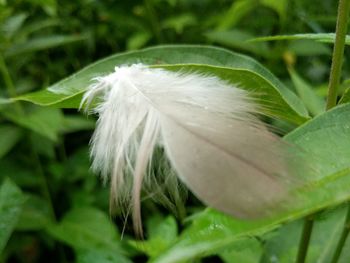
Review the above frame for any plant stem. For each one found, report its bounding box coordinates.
[331,207,350,263]
[296,2,350,262]
[296,216,314,263]
[326,0,350,110]
[326,1,350,262]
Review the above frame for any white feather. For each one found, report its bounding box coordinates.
[81,64,302,236]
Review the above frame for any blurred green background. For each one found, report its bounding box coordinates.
[0,0,346,262]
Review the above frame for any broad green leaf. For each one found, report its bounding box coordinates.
[205,29,270,57]
[219,238,263,263]
[147,215,178,241]
[151,209,277,263]
[289,68,325,116]
[152,103,350,263]
[14,45,309,124]
[0,179,26,253]
[130,215,178,258]
[0,125,23,159]
[251,33,350,45]
[339,87,350,104]
[47,207,125,254]
[2,107,64,141]
[4,34,87,57]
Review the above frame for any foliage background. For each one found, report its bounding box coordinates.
[0,0,349,262]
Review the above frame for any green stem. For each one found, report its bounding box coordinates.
[296,2,350,262]
[326,1,350,262]
[326,0,350,110]
[331,207,350,263]
[296,216,314,263]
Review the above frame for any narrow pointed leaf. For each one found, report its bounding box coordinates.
[289,68,325,116]
[251,33,350,45]
[4,34,88,57]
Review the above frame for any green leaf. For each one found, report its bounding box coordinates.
[152,103,350,262]
[251,33,350,45]
[147,215,178,241]
[0,159,39,188]
[0,179,26,253]
[217,0,290,30]
[205,29,270,57]
[16,19,60,40]
[126,31,151,51]
[339,87,350,104]
[30,132,56,158]
[287,39,331,56]
[0,98,12,105]
[289,68,325,116]
[16,194,52,231]
[151,209,276,263]
[216,0,258,30]
[285,103,350,176]
[219,238,263,263]
[14,45,309,124]
[76,248,132,263]
[47,207,125,253]
[261,207,348,263]
[0,125,23,159]
[26,0,57,16]
[162,13,197,34]
[4,34,88,57]
[130,215,178,258]
[261,0,288,21]
[1,13,28,39]
[60,115,95,134]
[2,107,64,141]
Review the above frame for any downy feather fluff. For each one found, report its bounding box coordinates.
[81,64,302,235]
